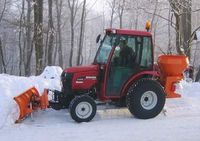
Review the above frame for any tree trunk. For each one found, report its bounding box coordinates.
[150,0,158,32]
[109,0,116,28]
[69,19,74,67]
[24,0,33,76]
[118,0,125,29]
[175,14,184,55]
[34,0,44,74]
[181,0,191,59]
[169,0,191,59]
[135,7,139,30]
[53,33,58,65]
[68,0,77,67]
[195,66,200,82]
[119,15,123,28]
[47,0,54,66]
[167,7,172,54]
[0,38,6,73]
[56,0,63,67]
[0,0,7,24]
[76,0,86,66]
[18,0,25,76]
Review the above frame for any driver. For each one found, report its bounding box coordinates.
[118,39,135,67]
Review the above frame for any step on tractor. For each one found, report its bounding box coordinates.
[14,22,189,123]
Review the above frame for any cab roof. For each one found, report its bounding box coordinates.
[105,28,152,37]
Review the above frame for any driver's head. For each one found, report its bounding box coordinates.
[119,38,127,48]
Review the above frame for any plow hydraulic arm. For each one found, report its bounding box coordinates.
[14,87,49,123]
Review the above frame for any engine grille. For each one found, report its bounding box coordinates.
[61,72,73,94]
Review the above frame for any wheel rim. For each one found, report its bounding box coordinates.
[140,91,158,110]
[75,102,93,119]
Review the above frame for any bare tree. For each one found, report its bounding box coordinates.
[195,65,200,82]
[76,0,86,65]
[167,6,172,54]
[169,0,192,59]
[0,37,6,73]
[108,0,116,28]
[0,0,7,73]
[0,0,7,24]
[68,0,79,67]
[34,0,44,74]
[117,0,125,28]
[47,0,55,66]
[56,0,63,67]
[149,0,159,46]
[18,0,25,76]
[24,0,33,76]
[150,0,158,32]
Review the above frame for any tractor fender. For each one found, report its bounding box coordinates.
[120,71,160,97]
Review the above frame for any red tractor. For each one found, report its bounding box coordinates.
[49,28,169,122]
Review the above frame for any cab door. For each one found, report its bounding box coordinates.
[105,36,153,97]
[106,36,137,97]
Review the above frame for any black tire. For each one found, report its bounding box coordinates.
[126,78,166,119]
[69,95,96,122]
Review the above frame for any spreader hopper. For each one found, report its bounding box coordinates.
[158,55,189,98]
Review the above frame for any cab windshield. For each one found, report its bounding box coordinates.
[94,33,153,67]
[94,34,117,64]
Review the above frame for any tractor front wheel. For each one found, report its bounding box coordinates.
[126,78,166,119]
[69,95,96,122]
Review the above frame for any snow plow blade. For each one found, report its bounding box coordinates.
[14,87,49,123]
[158,55,189,98]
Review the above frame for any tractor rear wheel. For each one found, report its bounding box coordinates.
[69,95,96,122]
[126,78,166,119]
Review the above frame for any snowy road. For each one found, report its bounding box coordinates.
[1,98,200,141]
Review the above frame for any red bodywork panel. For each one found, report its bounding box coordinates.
[120,71,159,97]
[99,70,159,101]
[106,29,152,37]
[65,65,99,90]
[72,71,99,90]
[65,65,99,73]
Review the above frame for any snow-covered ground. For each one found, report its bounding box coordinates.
[0,67,200,141]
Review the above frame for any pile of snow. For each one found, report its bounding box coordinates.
[165,80,200,117]
[40,66,63,80]
[176,80,200,98]
[0,66,63,128]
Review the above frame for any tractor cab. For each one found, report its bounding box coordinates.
[94,29,154,100]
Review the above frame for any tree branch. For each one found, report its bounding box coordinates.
[0,0,7,24]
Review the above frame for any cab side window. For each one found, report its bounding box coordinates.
[140,37,153,68]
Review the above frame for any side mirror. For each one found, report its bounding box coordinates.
[96,34,101,43]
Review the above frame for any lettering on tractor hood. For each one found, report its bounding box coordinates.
[64,65,99,73]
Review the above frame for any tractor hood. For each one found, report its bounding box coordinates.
[64,64,99,73]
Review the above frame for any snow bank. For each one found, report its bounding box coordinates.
[0,66,63,128]
[176,80,200,98]
[165,80,200,117]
